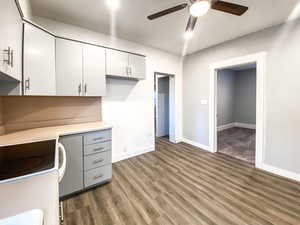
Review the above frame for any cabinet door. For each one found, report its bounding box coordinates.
[23,24,56,95]
[106,49,128,78]
[0,0,22,81]
[59,135,84,197]
[128,54,146,80]
[83,44,106,96]
[56,38,83,96]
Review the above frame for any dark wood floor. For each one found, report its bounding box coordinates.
[63,138,300,225]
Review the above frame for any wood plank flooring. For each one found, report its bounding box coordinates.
[63,138,300,225]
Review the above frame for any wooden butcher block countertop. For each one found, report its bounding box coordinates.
[0,121,112,146]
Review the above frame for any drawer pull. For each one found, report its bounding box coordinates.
[93,158,104,164]
[93,137,104,141]
[93,147,105,152]
[94,174,103,180]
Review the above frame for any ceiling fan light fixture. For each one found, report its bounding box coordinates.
[189,0,211,17]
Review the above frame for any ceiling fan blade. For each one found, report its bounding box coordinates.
[185,16,198,32]
[147,3,188,20]
[211,1,248,16]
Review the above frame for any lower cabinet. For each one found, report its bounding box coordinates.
[59,129,112,198]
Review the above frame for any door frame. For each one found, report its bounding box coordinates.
[209,52,267,168]
[154,72,176,143]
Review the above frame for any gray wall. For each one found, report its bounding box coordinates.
[234,69,256,124]
[217,68,256,126]
[157,77,169,137]
[217,69,236,126]
[183,18,300,174]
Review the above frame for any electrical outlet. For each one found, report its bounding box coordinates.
[123,147,127,153]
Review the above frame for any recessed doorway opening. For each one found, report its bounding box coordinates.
[217,63,257,164]
[209,52,266,168]
[154,72,176,143]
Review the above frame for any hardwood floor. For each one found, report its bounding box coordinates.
[63,138,300,225]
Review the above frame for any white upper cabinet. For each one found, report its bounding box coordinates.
[56,38,83,96]
[0,0,22,81]
[83,44,106,96]
[128,54,146,80]
[23,24,56,96]
[106,49,128,78]
[106,49,146,80]
[56,38,106,96]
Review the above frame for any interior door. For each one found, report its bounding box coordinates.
[23,24,56,96]
[59,135,83,197]
[106,49,128,77]
[56,38,83,96]
[83,44,106,96]
[128,54,146,80]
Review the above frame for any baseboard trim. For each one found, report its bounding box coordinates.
[112,146,155,163]
[217,123,235,131]
[181,138,212,152]
[259,163,300,183]
[218,122,256,131]
[235,122,256,129]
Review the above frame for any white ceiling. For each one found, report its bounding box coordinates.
[29,0,300,55]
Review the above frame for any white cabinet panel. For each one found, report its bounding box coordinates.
[0,0,22,81]
[106,49,128,78]
[129,54,146,80]
[56,38,83,96]
[24,24,56,96]
[83,45,106,96]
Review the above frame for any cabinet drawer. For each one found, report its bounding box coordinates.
[84,129,111,145]
[84,141,111,155]
[84,164,112,188]
[84,151,111,171]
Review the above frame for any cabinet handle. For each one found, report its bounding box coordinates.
[3,47,11,66]
[78,83,82,95]
[93,147,105,152]
[10,49,14,67]
[93,158,104,164]
[25,78,30,91]
[93,137,104,141]
[93,174,103,180]
[84,84,87,94]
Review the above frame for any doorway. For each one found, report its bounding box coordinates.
[217,64,257,164]
[154,72,175,142]
[209,52,266,168]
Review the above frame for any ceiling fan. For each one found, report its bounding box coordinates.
[147,0,248,39]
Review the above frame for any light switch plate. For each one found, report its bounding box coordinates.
[200,99,208,105]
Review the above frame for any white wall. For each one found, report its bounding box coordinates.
[183,18,300,178]
[33,17,183,162]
